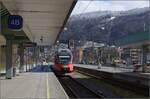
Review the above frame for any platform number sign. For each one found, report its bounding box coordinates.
[8,15,23,30]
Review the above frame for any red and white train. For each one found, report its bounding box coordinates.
[52,48,74,74]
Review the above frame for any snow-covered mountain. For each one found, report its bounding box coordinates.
[59,7,150,45]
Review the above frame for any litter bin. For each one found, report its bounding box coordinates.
[13,67,16,77]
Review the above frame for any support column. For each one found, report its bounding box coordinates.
[35,47,37,67]
[6,39,13,79]
[27,48,31,71]
[25,48,28,71]
[33,47,36,68]
[19,44,24,73]
[12,44,18,77]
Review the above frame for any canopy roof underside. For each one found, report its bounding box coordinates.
[2,0,76,45]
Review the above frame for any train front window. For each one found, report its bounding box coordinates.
[58,56,71,64]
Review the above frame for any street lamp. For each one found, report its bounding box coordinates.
[108,16,116,64]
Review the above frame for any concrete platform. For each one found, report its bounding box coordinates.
[0,71,69,99]
[74,64,134,73]
[74,64,150,78]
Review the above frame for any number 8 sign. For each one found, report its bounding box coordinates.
[8,15,23,30]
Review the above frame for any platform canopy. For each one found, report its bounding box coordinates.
[1,0,76,45]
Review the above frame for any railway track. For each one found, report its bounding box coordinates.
[75,69,149,97]
[58,75,105,99]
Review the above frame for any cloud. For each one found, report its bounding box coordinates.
[72,0,149,15]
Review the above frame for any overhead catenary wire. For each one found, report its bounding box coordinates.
[68,0,93,26]
[62,0,94,47]
[80,0,93,15]
[67,0,93,27]
[66,0,94,40]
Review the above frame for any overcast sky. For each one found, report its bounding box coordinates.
[72,0,149,15]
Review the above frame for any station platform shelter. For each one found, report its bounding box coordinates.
[0,0,77,79]
[0,1,76,98]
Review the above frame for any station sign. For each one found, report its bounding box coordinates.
[23,42,37,47]
[8,15,23,30]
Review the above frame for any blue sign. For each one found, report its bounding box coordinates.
[8,15,23,29]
